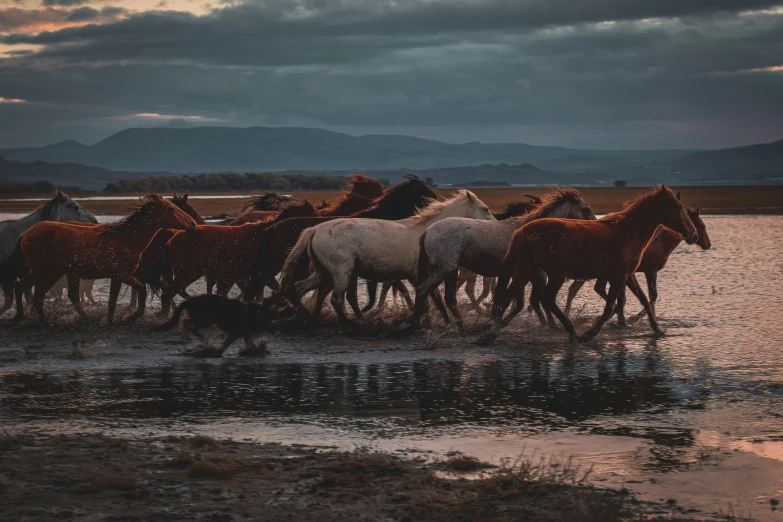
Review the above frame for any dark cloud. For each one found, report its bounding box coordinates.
[1,0,782,148]
[65,7,100,22]
[42,0,90,6]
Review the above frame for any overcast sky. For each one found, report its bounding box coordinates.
[1,0,781,149]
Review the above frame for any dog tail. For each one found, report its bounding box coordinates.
[155,299,188,331]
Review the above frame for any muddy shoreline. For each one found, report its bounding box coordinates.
[0,432,704,521]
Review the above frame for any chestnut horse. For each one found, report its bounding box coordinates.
[480,186,697,343]
[14,194,197,323]
[151,200,322,310]
[564,205,711,324]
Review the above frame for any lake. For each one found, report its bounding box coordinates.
[1,215,782,520]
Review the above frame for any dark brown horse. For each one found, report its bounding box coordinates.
[480,186,697,343]
[346,173,385,200]
[15,194,197,323]
[564,205,711,324]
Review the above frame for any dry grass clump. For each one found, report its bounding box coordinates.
[439,451,487,472]
[473,453,593,498]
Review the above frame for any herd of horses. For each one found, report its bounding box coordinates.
[0,173,712,346]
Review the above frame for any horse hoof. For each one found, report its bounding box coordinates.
[577,333,595,343]
[182,346,223,358]
[653,329,665,338]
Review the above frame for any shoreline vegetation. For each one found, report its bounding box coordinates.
[1,185,782,216]
[0,432,716,521]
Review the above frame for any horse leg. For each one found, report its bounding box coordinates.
[82,279,96,304]
[528,277,549,327]
[614,285,627,327]
[308,281,334,325]
[346,278,364,321]
[206,276,215,295]
[0,281,15,317]
[374,281,394,316]
[413,266,450,325]
[647,271,659,319]
[594,279,609,300]
[67,275,88,319]
[539,274,579,342]
[500,280,527,327]
[564,280,586,317]
[393,281,414,310]
[475,276,494,308]
[129,287,137,310]
[15,273,38,320]
[216,332,241,356]
[108,278,122,324]
[626,274,661,335]
[123,276,147,323]
[443,273,463,330]
[463,271,479,308]
[360,281,378,313]
[30,274,61,321]
[428,287,451,326]
[329,273,358,331]
[578,280,623,342]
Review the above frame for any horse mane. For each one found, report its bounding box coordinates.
[524,188,583,220]
[36,192,64,220]
[601,185,676,224]
[273,199,318,221]
[410,189,471,222]
[241,192,296,213]
[325,191,372,214]
[369,176,432,209]
[100,194,163,236]
[348,173,385,199]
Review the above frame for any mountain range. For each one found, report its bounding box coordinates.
[1,126,781,189]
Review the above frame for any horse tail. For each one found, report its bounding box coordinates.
[279,227,316,293]
[154,299,188,331]
[417,231,430,283]
[136,229,178,297]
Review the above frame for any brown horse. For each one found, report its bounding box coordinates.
[229,202,322,226]
[480,186,697,343]
[564,205,711,324]
[347,173,385,200]
[15,194,197,323]
[152,201,322,310]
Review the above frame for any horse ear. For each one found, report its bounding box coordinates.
[660,184,667,192]
[56,189,65,200]
[676,192,681,200]
[182,193,188,202]
[466,191,475,201]
[694,207,701,216]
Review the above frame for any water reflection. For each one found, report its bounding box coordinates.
[1,345,688,435]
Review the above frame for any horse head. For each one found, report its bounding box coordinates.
[139,194,198,232]
[276,199,320,220]
[348,173,385,200]
[688,207,711,250]
[652,185,698,242]
[170,193,206,225]
[46,189,98,224]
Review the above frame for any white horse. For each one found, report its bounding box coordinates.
[280,190,495,328]
[413,188,596,328]
[0,190,97,315]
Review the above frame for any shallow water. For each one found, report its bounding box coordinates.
[1,215,782,519]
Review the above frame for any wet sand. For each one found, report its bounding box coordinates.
[1,185,782,216]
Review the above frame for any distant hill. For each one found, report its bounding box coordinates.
[0,125,691,175]
[0,126,780,187]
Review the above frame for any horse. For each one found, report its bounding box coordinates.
[279,190,495,329]
[0,190,97,316]
[564,204,711,324]
[480,185,697,343]
[14,194,198,323]
[316,200,331,211]
[413,189,596,329]
[152,200,322,311]
[455,192,546,309]
[245,177,438,311]
[239,193,297,214]
[229,203,321,226]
